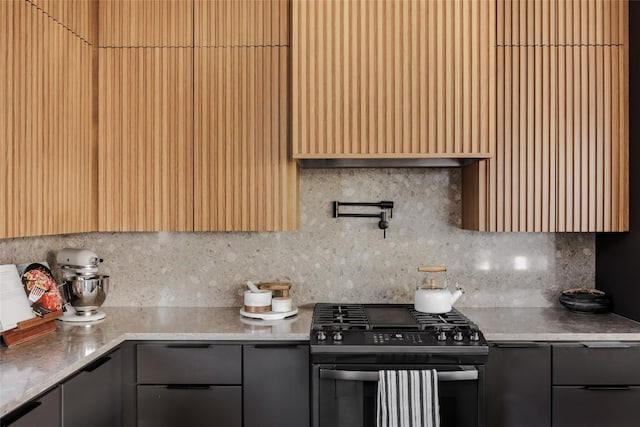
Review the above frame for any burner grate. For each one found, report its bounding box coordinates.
[312,304,482,333]
[410,308,479,331]
[313,304,370,330]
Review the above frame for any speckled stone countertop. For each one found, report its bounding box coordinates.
[0,306,313,417]
[460,307,640,341]
[3,306,640,418]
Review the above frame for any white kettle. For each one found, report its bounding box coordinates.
[414,266,464,314]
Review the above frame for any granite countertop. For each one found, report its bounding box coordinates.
[460,307,640,341]
[0,306,313,417]
[3,306,640,417]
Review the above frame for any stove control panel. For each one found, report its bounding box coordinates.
[370,332,424,344]
[311,329,487,346]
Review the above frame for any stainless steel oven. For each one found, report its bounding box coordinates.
[310,304,488,427]
[313,364,484,427]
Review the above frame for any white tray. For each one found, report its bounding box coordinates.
[239,306,298,320]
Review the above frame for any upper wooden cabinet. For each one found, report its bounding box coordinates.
[194,47,297,231]
[195,0,289,47]
[98,48,194,231]
[30,0,98,44]
[463,0,628,232]
[498,0,626,47]
[0,0,97,239]
[292,0,495,158]
[99,0,193,47]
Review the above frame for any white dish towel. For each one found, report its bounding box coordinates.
[377,370,440,427]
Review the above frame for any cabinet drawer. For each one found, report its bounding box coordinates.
[0,387,60,427]
[137,385,241,427]
[553,386,640,427]
[552,344,640,385]
[137,343,241,384]
[62,349,122,427]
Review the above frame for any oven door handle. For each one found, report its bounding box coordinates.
[319,367,478,382]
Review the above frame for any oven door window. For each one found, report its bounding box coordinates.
[316,365,481,427]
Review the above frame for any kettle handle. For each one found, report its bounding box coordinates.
[418,265,447,273]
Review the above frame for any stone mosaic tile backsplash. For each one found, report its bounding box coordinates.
[0,169,594,308]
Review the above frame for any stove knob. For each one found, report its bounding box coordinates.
[453,330,464,342]
[469,330,480,342]
[316,331,327,341]
[332,331,343,342]
[436,330,448,342]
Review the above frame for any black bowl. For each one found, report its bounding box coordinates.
[559,288,611,313]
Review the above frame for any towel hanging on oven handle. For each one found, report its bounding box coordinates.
[319,367,478,382]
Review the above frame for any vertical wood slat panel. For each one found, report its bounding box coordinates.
[495,0,551,46]
[292,0,495,158]
[98,48,193,231]
[98,0,193,47]
[464,0,628,232]
[499,0,624,47]
[557,0,621,45]
[557,45,627,231]
[29,0,95,44]
[195,0,289,47]
[465,44,628,232]
[487,46,556,231]
[194,47,298,231]
[0,0,96,239]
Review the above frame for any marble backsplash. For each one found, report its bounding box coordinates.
[0,168,594,308]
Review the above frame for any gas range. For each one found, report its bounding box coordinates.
[310,303,488,360]
[311,303,488,427]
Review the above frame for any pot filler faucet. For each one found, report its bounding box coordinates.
[333,201,394,238]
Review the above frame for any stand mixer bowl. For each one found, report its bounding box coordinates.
[64,275,109,316]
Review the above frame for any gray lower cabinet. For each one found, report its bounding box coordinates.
[552,387,640,427]
[486,342,551,427]
[135,343,243,427]
[552,343,640,427]
[61,348,122,427]
[0,387,60,427]
[243,344,310,427]
[137,343,241,384]
[137,386,241,427]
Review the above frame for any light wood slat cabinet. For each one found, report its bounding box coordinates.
[463,1,628,232]
[498,0,625,47]
[98,48,194,232]
[98,0,193,47]
[292,0,495,158]
[462,46,558,232]
[194,0,289,47]
[30,0,97,44]
[497,0,557,46]
[194,47,298,231]
[556,0,625,46]
[556,45,628,232]
[0,0,97,239]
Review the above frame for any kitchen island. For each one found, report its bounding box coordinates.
[2,306,640,418]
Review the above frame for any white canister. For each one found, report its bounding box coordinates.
[271,297,292,313]
[243,290,272,313]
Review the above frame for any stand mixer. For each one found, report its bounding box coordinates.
[56,248,109,322]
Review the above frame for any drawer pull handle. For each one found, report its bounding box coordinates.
[494,342,546,348]
[581,342,632,349]
[166,344,210,349]
[166,385,211,390]
[585,386,632,391]
[83,356,111,373]
[1,401,42,426]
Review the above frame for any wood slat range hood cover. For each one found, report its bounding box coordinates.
[292,0,496,169]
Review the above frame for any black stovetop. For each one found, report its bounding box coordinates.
[310,304,488,361]
[312,303,479,331]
